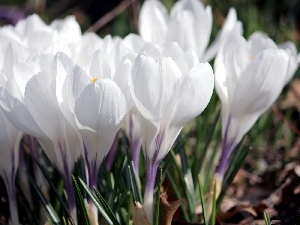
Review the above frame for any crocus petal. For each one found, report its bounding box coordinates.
[248,31,277,56]
[88,49,111,80]
[138,0,168,45]
[175,50,199,76]
[161,42,184,59]
[130,45,181,122]
[168,0,212,58]
[74,79,127,166]
[203,8,243,62]
[167,11,197,52]
[113,56,134,107]
[55,52,76,104]
[0,87,43,138]
[71,32,102,67]
[15,14,48,37]
[171,62,214,127]
[24,72,82,173]
[75,80,127,131]
[232,49,289,117]
[171,0,206,16]
[123,33,145,53]
[24,73,60,142]
[138,115,160,161]
[214,34,249,108]
[279,41,299,84]
[50,16,81,44]
[63,65,91,113]
[225,49,289,144]
[0,111,21,175]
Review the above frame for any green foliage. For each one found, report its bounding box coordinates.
[2,0,299,224]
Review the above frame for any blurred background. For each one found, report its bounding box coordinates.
[0,0,300,45]
[0,0,300,224]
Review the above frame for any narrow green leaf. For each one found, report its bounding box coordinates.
[193,108,220,183]
[125,147,142,203]
[170,150,196,221]
[93,187,121,225]
[34,159,75,225]
[198,175,208,225]
[203,140,220,192]
[166,171,190,221]
[210,181,217,225]
[78,177,116,225]
[263,212,271,225]
[71,176,91,225]
[27,174,61,224]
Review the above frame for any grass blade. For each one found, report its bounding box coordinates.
[34,159,75,225]
[166,171,190,221]
[263,212,271,225]
[198,175,208,225]
[27,174,61,225]
[210,181,217,225]
[78,177,117,225]
[71,176,91,225]
[170,150,196,221]
[125,147,142,203]
[93,187,121,225]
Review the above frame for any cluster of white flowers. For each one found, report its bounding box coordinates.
[0,0,299,224]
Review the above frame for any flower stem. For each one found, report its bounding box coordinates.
[216,117,237,179]
[63,174,77,223]
[5,176,19,225]
[144,158,159,224]
[130,138,142,177]
[105,131,120,171]
[84,151,99,225]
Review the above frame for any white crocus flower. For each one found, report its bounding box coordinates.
[56,50,131,222]
[71,32,102,67]
[129,42,214,223]
[0,14,81,59]
[0,53,83,222]
[0,73,22,225]
[278,41,300,84]
[214,33,291,181]
[139,0,242,61]
[246,31,299,84]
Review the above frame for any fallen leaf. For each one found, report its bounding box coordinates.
[159,192,185,225]
[132,201,151,225]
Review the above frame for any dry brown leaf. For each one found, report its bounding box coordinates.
[132,201,151,225]
[159,192,185,225]
[218,198,257,221]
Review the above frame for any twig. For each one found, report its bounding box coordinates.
[130,0,139,32]
[87,0,135,32]
[272,106,300,137]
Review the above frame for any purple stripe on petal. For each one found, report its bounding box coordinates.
[216,116,237,178]
[60,146,76,216]
[143,130,165,223]
[84,144,99,189]
[129,115,142,175]
[105,131,120,171]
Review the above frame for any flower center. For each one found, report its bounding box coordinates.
[91,77,98,83]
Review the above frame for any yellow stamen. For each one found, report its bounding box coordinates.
[91,77,98,83]
[249,56,254,61]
